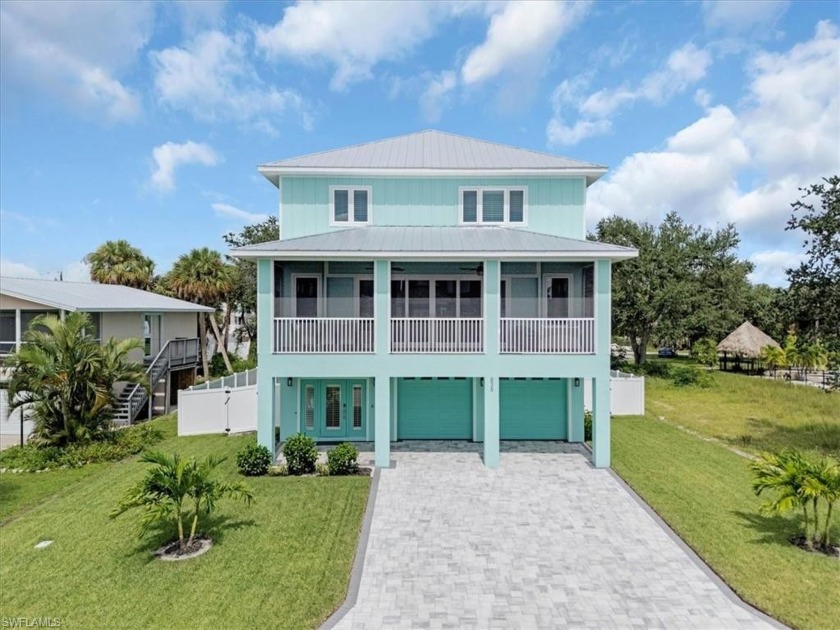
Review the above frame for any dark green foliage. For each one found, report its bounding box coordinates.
[635,361,670,378]
[0,423,164,472]
[236,443,273,476]
[691,338,718,367]
[282,433,318,475]
[327,443,359,476]
[583,410,592,442]
[669,365,714,388]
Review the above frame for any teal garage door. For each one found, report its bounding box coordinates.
[398,378,472,439]
[500,379,567,440]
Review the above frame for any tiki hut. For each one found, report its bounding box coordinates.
[716,321,780,372]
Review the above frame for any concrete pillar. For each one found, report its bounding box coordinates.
[256,259,274,451]
[374,375,391,467]
[482,259,500,468]
[374,260,390,355]
[568,378,585,442]
[592,376,610,468]
[483,376,500,468]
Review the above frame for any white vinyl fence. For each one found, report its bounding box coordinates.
[584,370,645,416]
[177,369,258,436]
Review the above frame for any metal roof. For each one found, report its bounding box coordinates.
[0,277,215,313]
[231,226,637,261]
[259,130,607,185]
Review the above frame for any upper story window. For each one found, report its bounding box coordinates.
[459,187,527,225]
[330,186,371,225]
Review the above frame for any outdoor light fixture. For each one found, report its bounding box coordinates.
[287,377,293,387]
[574,378,581,387]
[480,377,484,387]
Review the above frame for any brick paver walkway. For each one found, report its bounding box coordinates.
[333,444,774,629]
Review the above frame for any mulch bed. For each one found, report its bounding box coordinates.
[155,536,213,561]
[790,536,840,558]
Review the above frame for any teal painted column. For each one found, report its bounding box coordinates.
[483,259,500,468]
[374,260,391,467]
[256,258,274,452]
[374,375,391,467]
[568,379,585,442]
[592,259,612,467]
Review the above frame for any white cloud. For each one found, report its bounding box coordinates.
[548,42,712,146]
[151,30,308,132]
[150,141,220,192]
[0,0,152,121]
[420,71,458,122]
[173,0,227,34]
[461,1,591,86]
[748,250,805,287]
[0,259,90,282]
[694,88,712,108]
[212,203,270,223]
[255,1,450,91]
[702,0,789,33]
[0,259,41,279]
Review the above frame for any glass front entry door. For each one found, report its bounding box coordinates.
[300,380,367,440]
[545,276,570,318]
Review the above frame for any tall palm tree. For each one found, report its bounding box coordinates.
[165,248,234,376]
[6,313,147,445]
[85,240,155,290]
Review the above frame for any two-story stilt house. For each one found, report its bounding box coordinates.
[231,131,637,469]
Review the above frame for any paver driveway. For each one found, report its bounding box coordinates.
[332,443,775,629]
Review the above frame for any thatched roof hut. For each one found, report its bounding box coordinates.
[716,321,780,358]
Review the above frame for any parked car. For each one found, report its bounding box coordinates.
[658,347,677,358]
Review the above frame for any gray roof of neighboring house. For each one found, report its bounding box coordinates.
[231,226,637,261]
[259,130,607,185]
[0,277,214,313]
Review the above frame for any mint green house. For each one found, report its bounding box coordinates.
[231,131,636,469]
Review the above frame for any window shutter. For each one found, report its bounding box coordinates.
[353,189,368,222]
[509,190,524,222]
[462,190,477,222]
[482,191,504,222]
[334,190,349,221]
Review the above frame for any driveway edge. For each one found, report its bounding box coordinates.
[321,465,381,629]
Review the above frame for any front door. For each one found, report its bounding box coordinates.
[545,276,571,318]
[300,380,367,440]
[294,276,320,317]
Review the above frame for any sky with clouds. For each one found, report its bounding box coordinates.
[1,0,837,286]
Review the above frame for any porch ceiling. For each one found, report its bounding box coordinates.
[231,226,637,261]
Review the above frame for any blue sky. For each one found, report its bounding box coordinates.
[1,0,838,286]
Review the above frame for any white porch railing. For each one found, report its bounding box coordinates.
[274,318,374,353]
[500,318,595,354]
[391,318,484,353]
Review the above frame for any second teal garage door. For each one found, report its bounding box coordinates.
[398,378,472,439]
[500,378,567,440]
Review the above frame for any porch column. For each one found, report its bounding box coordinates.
[592,376,610,467]
[374,259,390,355]
[568,378,585,442]
[483,376,500,468]
[483,259,500,356]
[374,375,391,467]
[14,309,21,351]
[256,259,274,451]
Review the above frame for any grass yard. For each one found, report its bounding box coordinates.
[613,375,840,630]
[645,370,840,457]
[0,416,371,629]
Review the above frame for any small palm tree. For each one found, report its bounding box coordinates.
[165,248,234,376]
[752,450,813,543]
[85,240,156,290]
[6,313,146,445]
[111,451,254,553]
[759,345,786,377]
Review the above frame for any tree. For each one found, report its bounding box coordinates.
[85,240,155,290]
[5,313,147,446]
[744,284,788,344]
[786,176,840,351]
[759,345,786,377]
[222,216,279,361]
[165,248,234,376]
[690,338,717,367]
[111,451,254,553]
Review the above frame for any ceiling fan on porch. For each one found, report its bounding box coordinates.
[363,264,405,272]
[460,262,483,276]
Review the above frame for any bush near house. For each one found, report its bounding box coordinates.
[583,410,593,442]
[282,433,318,475]
[669,365,714,388]
[236,443,273,476]
[327,443,360,476]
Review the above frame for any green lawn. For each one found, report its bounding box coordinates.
[0,416,371,629]
[613,378,840,630]
[645,370,840,457]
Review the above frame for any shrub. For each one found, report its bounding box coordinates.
[583,410,593,442]
[282,433,318,475]
[691,338,718,367]
[268,464,288,477]
[236,443,273,476]
[327,442,359,476]
[316,462,330,477]
[669,365,714,388]
[637,361,670,378]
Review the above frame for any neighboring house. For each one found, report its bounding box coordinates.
[0,276,213,442]
[231,130,637,468]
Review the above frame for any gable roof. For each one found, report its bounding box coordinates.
[716,321,781,358]
[259,130,607,186]
[0,277,214,313]
[231,226,637,261]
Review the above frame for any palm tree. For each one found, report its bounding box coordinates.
[759,345,786,378]
[5,313,147,445]
[111,451,254,553]
[751,450,813,545]
[165,248,234,376]
[85,240,155,290]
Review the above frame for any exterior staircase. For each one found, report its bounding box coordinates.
[114,337,200,425]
